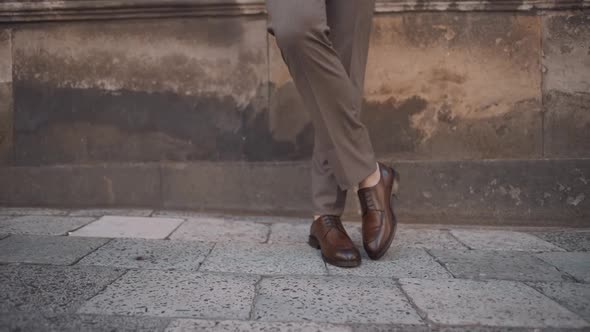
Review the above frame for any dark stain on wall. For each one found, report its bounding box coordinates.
[0,83,13,165]
[14,81,245,165]
[362,96,427,156]
[242,105,314,161]
[544,91,590,158]
[13,78,542,165]
[13,80,319,165]
[422,98,542,159]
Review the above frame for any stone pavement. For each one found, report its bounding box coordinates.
[0,207,589,332]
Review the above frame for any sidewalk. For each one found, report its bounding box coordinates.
[0,207,588,332]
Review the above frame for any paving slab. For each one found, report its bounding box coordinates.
[0,207,69,216]
[350,325,432,332]
[269,223,466,250]
[77,238,213,271]
[536,252,590,283]
[449,230,565,252]
[225,214,310,225]
[0,235,109,265]
[253,275,423,325]
[399,278,589,328]
[152,210,215,219]
[69,208,154,217]
[0,313,170,332]
[392,228,468,250]
[416,327,546,332]
[327,247,452,279]
[78,270,259,319]
[169,217,269,243]
[353,325,569,332]
[165,319,352,332]
[532,231,590,252]
[267,222,311,244]
[0,264,125,314]
[70,216,184,239]
[268,221,359,244]
[0,215,95,235]
[430,249,567,282]
[200,242,327,276]
[527,282,590,320]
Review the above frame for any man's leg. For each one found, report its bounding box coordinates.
[310,0,377,217]
[266,0,378,199]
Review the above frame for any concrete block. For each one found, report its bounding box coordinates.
[542,14,590,158]
[169,216,268,243]
[399,278,588,328]
[0,164,161,207]
[0,215,94,235]
[449,230,564,251]
[542,14,590,93]
[0,29,11,164]
[2,158,589,226]
[0,235,108,265]
[253,275,423,325]
[0,207,69,216]
[430,249,567,282]
[0,29,11,83]
[0,264,124,314]
[165,319,351,332]
[532,231,590,252]
[78,270,259,319]
[327,247,452,279]
[161,162,310,215]
[527,282,590,320]
[68,208,153,217]
[0,82,13,164]
[78,238,213,271]
[392,159,590,226]
[536,252,590,283]
[544,91,590,158]
[70,216,184,239]
[200,242,327,276]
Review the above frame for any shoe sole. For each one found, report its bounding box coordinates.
[308,235,361,268]
[366,167,400,260]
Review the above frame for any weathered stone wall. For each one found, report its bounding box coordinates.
[0,29,12,164]
[0,0,588,225]
[5,12,588,165]
[11,17,268,165]
[543,14,590,157]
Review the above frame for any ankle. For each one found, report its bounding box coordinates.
[359,162,380,189]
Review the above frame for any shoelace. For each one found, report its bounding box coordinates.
[321,215,347,234]
[360,190,378,211]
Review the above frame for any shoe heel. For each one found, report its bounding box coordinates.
[308,235,320,249]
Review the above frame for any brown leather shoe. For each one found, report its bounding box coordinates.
[308,215,361,268]
[357,162,400,260]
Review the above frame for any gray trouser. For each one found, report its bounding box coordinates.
[266,0,378,216]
